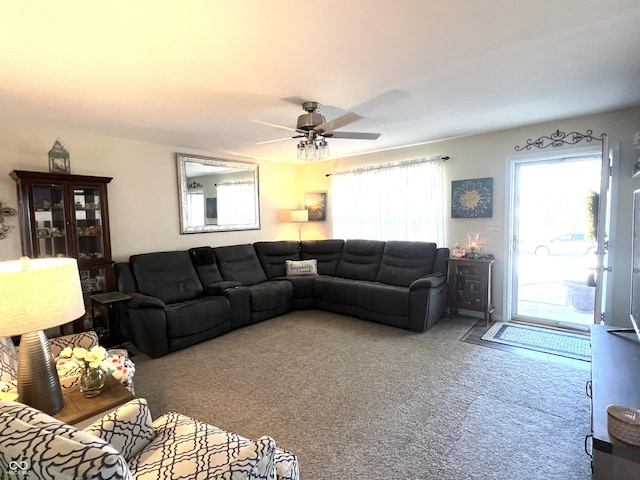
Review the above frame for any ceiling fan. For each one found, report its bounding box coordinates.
[256,100,381,160]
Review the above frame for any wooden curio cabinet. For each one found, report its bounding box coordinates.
[10,170,114,334]
[447,257,495,326]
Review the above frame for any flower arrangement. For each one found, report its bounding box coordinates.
[58,345,107,373]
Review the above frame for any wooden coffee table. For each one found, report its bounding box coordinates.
[53,374,134,426]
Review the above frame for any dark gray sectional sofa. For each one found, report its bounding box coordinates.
[114,239,449,358]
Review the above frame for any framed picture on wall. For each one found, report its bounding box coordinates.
[304,191,327,221]
[451,177,493,218]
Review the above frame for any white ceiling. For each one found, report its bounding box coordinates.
[2,1,640,164]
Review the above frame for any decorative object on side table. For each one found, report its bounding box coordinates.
[48,140,71,174]
[451,244,466,258]
[467,232,479,258]
[0,257,85,415]
[57,345,108,398]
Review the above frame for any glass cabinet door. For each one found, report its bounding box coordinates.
[73,186,105,262]
[33,183,70,258]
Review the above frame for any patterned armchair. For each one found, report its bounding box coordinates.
[0,398,299,480]
[0,331,135,395]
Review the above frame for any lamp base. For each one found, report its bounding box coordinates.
[17,330,63,415]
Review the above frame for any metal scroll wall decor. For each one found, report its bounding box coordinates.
[515,129,606,151]
[0,201,17,239]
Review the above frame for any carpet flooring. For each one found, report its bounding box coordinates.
[129,311,591,480]
[481,322,591,362]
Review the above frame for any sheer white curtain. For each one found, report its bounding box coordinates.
[187,192,205,227]
[217,183,256,225]
[332,158,445,244]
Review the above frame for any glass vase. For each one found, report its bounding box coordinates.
[80,367,106,398]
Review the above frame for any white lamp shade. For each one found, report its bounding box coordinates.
[290,209,309,223]
[0,257,85,336]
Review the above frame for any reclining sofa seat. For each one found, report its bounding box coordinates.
[115,239,449,358]
[213,243,295,323]
[114,251,231,358]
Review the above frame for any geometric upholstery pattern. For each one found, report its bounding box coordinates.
[0,399,299,480]
[48,330,99,357]
[128,411,277,480]
[0,331,136,395]
[0,400,132,480]
[274,449,300,480]
[84,398,156,462]
[0,336,18,393]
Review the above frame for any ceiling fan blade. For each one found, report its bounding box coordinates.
[256,136,295,145]
[252,120,298,133]
[325,131,381,140]
[315,112,363,134]
[282,96,309,107]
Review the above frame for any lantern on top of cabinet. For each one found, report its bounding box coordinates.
[48,141,70,174]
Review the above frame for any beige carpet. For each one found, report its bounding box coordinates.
[129,310,591,480]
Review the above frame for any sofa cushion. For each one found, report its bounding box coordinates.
[165,296,231,338]
[130,251,203,304]
[0,401,132,480]
[335,239,385,281]
[255,241,301,278]
[84,399,155,462]
[356,282,410,316]
[376,241,438,287]
[300,239,345,275]
[128,411,276,480]
[189,246,224,285]
[249,280,294,312]
[313,276,359,305]
[286,259,318,277]
[214,244,269,285]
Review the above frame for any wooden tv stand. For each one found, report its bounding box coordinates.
[590,325,640,479]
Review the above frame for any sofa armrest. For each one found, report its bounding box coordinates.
[410,272,447,290]
[128,412,276,479]
[125,292,166,309]
[84,398,155,462]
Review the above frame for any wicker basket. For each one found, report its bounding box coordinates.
[607,404,640,446]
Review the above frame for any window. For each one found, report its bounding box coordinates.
[217,182,256,225]
[332,158,445,244]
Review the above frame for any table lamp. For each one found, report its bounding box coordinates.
[0,257,85,415]
[290,209,309,242]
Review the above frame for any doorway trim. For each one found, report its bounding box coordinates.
[503,145,611,326]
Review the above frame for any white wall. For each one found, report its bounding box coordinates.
[0,119,301,263]
[300,106,640,325]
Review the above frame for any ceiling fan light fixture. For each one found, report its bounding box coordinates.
[297,141,306,160]
[319,138,329,159]
[305,142,317,161]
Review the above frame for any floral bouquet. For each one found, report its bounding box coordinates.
[56,345,132,390]
[58,345,107,373]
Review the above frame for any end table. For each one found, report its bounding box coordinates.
[90,291,131,347]
[53,375,134,427]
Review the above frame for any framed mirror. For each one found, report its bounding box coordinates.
[177,153,260,233]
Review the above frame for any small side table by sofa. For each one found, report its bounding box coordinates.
[448,257,495,326]
[90,291,131,347]
[53,375,134,427]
